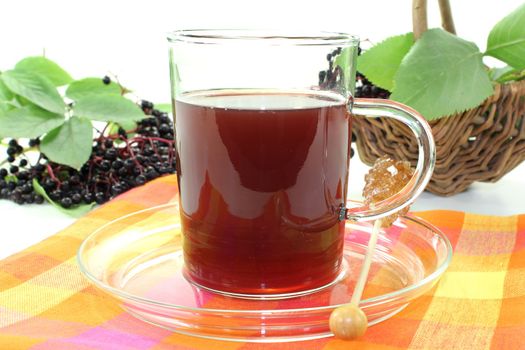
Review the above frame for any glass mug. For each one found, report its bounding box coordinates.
[167,30,435,297]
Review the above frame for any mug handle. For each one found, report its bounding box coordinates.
[345,98,436,222]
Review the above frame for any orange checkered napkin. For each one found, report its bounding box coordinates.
[0,175,524,350]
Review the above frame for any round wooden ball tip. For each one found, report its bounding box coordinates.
[329,304,368,340]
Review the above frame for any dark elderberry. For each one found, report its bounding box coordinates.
[111,159,124,169]
[143,147,154,157]
[158,123,171,134]
[355,72,390,99]
[0,169,7,178]
[102,76,111,85]
[72,193,82,204]
[124,159,135,169]
[104,148,118,161]
[60,197,73,208]
[69,175,80,184]
[95,192,106,204]
[49,190,62,201]
[148,130,160,138]
[34,195,44,204]
[34,164,45,173]
[9,165,19,174]
[22,194,34,204]
[158,115,171,124]
[159,166,171,174]
[43,179,57,191]
[118,127,127,139]
[141,100,154,110]
[117,167,128,176]
[29,138,40,147]
[21,184,33,194]
[6,147,16,156]
[100,160,111,171]
[135,174,146,185]
[61,181,71,192]
[83,192,94,203]
[111,184,123,195]
[0,188,9,199]
[11,191,23,204]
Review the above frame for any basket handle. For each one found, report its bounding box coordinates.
[413,0,456,40]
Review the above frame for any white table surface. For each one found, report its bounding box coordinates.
[1,153,524,260]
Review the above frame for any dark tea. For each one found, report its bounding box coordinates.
[175,89,352,294]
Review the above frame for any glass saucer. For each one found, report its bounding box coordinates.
[77,202,452,343]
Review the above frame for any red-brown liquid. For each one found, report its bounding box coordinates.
[175,90,351,294]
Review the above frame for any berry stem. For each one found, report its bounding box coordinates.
[107,128,138,138]
[97,123,111,144]
[46,164,61,185]
[120,136,143,171]
[134,136,174,144]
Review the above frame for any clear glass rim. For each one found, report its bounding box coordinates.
[77,202,452,315]
[166,29,359,46]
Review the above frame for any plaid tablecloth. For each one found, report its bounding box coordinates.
[0,175,523,349]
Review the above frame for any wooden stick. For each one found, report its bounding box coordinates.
[412,0,428,40]
[350,219,382,305]
[438,0,457,34]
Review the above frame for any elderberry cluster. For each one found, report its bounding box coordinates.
[0,139,45,205]
[0,89,176,209]
[318,47,344,89]
[355,72,390,99]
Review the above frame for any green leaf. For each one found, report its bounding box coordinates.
[488,65,525,83]
[1,70,65,114]
[391,29,493,120]
[0,79,14,101]
[106,122,136,145]
[0,105,64,138]
[489,65,516,81]
[486,4,525,70]
[15,56,73,86]
[40,116,93,169]
[33,178,95,218]
[154,103,173,114]
[117,120,137,131]
[73,94,144,123]
[0,102,10,115]
[5,175,17,183]
[0,100,20,115]
[357,33,414,91]
[499,69,525,83]
[66,77,121,100]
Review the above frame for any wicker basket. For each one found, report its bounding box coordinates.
[353,0,525,196]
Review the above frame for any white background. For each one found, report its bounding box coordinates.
[0,0,524,258]
[0,0,522,101]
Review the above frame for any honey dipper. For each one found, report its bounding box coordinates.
[330,156,414,340]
